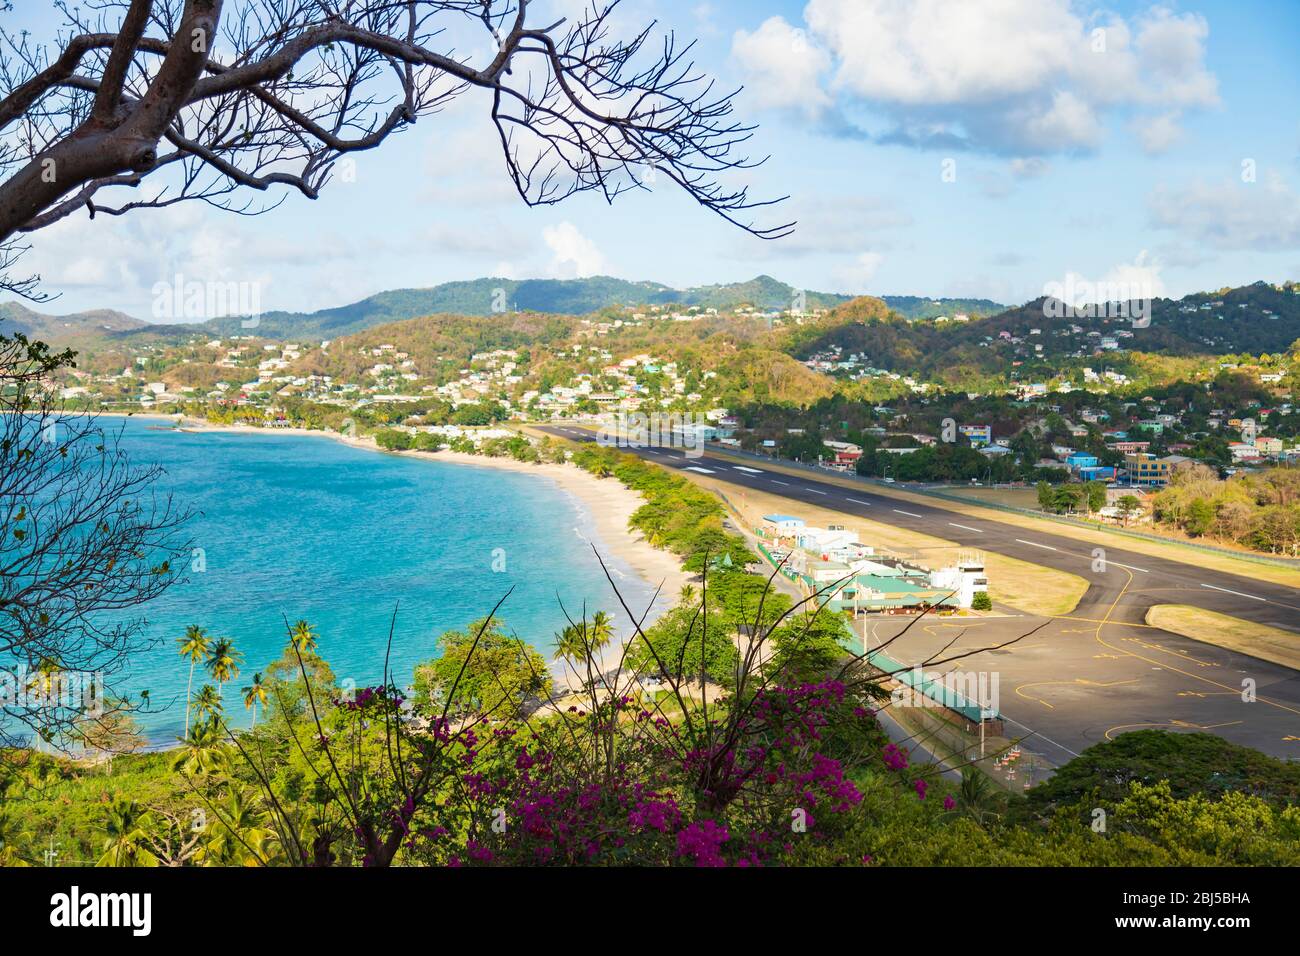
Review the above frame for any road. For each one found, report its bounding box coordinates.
[537,425,1300,761]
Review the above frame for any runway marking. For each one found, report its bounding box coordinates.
[1105,719,1242,739]
[948,522,983,533]
[1200,583,1265,601]
[1015,538,1057,551]
[807,489,828,495]
[845,497,871,505]
[1015,677,1141,709]
[771,480,790,486]
[1124,636,1217,667]
[684,466,715,474]
[1094,571,1300,720]
[1058,616,1156,628]
[1107,561,1149,573]
[893,509,923,518]
[733,466,764,474]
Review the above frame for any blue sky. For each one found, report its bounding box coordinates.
[12,0,1300,317]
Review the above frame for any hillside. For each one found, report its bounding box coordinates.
[0,302,150,347]
[880,295,1005,321]
[1,277,1009,347]
[200,274,856,339]
[293,311,579,382]
[792,282,1300,389]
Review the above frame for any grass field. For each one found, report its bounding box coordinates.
[935,486,1041,509]
[1146,605,1300,672]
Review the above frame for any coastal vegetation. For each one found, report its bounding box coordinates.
[5,609,1299,866]
[1,410,1295,867]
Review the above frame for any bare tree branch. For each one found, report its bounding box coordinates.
[0,0,790,293]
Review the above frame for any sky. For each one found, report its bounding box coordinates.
[9,0,1300,318]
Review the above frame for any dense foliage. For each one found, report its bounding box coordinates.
[1152,464,1300,553]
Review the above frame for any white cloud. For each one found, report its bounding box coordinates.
[731,17,833,119]
[1149,174,1300,250]
[1042,251,1165,307]
[23,204,379,316]
[1101,250,1166,299]
[543,221,607,278]
[1132,111,1185,155]
[422,123,516,207]
[733,0,1219,156]
[832,252,885,292]
[807,0,1081,106]
[1009,158,1052,179]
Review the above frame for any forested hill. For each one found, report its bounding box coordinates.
[1,276,1004,344]
[200,275,856,338]
[0,302,149,347]
[791,282,1300,389]
[223,278,1001,338]
[879,295,1005,321]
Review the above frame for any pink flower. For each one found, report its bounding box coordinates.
[676,820,729,867]
[943,795,956,811]
[914,778,928,800]
[882,743,909,772]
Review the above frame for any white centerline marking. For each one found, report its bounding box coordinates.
[772,480,790,486]
[893,509,923,518]
[1016,538,1058,551]
[948,523,984,533]
[1201,583,1265,601]
[733,466,764,474]
[846,498,871,506]
[808,489,827,495]
[1108,561,1149,573]
[685,466,715,474]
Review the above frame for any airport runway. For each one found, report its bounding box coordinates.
[537,425,1300,761]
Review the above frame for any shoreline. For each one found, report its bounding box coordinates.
[170,417,692,681]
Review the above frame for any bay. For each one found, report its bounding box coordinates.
[94,417,656,743]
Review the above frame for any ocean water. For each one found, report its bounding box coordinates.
[88,418,663,743]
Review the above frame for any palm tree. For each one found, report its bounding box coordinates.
[943,766,1003,828]
[679,583,697,605]
[204,637,243,699]
[97,798,159,867]
[554,624,582,663]
[556,612,615,664]
[288,619,318,655]
[241,673,267,730]
[589,611,615,652]
[171,719,228,777]
[201,790,278,866]
[176,625,211,736]
[192,684,223,723]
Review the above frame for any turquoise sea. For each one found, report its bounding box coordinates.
[97,417,664,743]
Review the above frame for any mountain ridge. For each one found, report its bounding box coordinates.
[0,275,1006,344]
